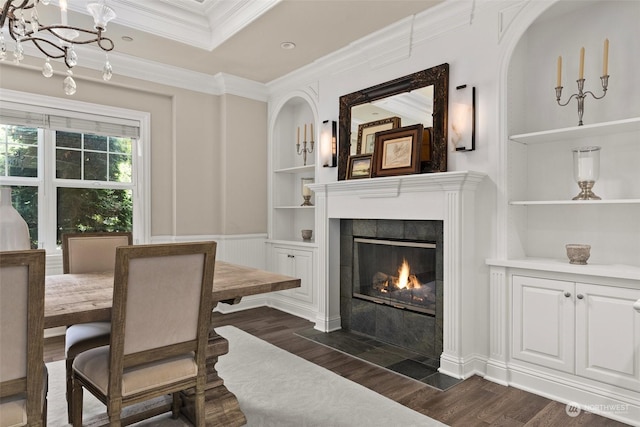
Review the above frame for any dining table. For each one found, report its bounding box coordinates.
[45,260,301,426]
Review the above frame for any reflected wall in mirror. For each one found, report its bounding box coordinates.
[338,63,449,180]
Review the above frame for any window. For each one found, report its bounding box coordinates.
[0,90,150,252]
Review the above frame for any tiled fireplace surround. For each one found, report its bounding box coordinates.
[340,218,444,359]
[310,171,485,378]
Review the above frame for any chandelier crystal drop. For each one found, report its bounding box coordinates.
[42,57,53,77]
[0,0,117,95]
[63,69,76,95]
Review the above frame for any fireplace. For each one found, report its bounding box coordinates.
[353,238,437,315]
[341,219,443,359]
[310,171,485,378]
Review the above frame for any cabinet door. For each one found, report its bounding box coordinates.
[575,283,640,391]
[273,247,314,304]
[512,276,575,372]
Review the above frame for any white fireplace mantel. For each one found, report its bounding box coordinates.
[309,171,487,379]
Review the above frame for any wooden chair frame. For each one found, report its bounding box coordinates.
[0,249,47,427]
[71,241,216,427]
[61,231,133,422]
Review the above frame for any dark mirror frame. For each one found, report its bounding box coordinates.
[338,63,449,180]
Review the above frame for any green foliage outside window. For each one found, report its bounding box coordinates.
[1,125,134,248]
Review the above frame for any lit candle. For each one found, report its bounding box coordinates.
[602,38,609,76]
[304,124,307,141]
[60,0,68,25]
[556,56,562,87]
[578,47,585,80]
[310,123,314,140]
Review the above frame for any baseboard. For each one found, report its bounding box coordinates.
[508,364,640,426]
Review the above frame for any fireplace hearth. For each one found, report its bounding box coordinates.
[341,219,443,359]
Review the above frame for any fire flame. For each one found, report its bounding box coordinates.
[395,259,420,289]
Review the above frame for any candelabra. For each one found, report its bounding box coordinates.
[296,136,314,166]
[555,75,609,126]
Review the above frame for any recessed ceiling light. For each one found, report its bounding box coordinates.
[121,36,133,42]
[280,41,296,50]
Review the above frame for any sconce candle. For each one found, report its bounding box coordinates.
[60,0,68,25]
[603,38,609,75]
[579,47,585,79]
[556,56,562,87]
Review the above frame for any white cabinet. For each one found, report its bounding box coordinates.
[271,245,314,304]
[512,275,640,391]
[575,282,640,391]
[512,276,574,372]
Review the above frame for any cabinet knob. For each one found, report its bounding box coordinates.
[577,294,584,300]
[288,254,295,258]
[564,292,571,298]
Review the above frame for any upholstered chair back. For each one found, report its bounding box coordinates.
[62,232,132,274]
[122,253,205,354]
[0,249,46,427]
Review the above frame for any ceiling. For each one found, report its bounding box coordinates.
[54,0,444,84]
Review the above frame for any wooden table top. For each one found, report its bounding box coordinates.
[44,261,300,329]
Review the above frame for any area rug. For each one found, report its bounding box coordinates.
[47,325,445,426]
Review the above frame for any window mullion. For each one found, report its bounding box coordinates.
[41,129,57,251]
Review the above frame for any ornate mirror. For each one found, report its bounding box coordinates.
[338,63,449,180]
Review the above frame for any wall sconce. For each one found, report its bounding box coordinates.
[321,120,337,167]
[450,84,476,152]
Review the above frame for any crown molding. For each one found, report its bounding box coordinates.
[67,0,280,51]
[267,0,477,96]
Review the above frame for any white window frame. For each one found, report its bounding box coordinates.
[0,88,151,258]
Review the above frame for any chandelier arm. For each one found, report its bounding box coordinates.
[29,36,67,60]
[0,2,13,27]
[45,26,113,51]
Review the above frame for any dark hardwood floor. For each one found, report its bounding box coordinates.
[45,307,629,426]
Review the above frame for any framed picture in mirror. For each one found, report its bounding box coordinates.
[357,117,401,154]
[372,124,423,177]
[346,154,373,179]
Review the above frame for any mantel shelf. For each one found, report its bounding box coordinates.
[275,165,315,174]
[510,199,640,206]
[487,258,640,281]
[509,117,640,145]
[309,170,487,197]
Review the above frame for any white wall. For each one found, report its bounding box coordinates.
[266,0,639,366]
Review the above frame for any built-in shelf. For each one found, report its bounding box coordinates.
[274,165,315,174]
[266,238,318,247]
[274,205,315,210]
[510,117,640,145]
[510,199,640,206]
[486,258,640,281]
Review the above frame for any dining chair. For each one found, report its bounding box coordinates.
[71,241,216,427]
[61,231,133,422]
[0,249,47,427]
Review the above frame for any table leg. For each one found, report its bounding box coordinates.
[180,323,247,426]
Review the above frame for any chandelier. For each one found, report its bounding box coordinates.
[0,0,116,95]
